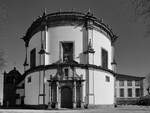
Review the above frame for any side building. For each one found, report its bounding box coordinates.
[115,74,145,105]
[3,67,24,107]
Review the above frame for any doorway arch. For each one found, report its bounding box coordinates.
[61,86,73,108]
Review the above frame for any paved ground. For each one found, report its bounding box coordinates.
[0,106,150,113]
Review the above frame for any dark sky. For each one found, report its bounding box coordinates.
[0,0,149,77]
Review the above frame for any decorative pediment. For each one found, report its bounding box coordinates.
[52,65,81,81]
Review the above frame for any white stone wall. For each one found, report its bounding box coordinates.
[28,26,112,69]
[28,31,44,69]
[45,26,83,64]
[24,69,58,105]
[93,70,114,105]
[25,72,39,105]
[92,30,112,70]
[76,68,114,105]
[16,89,24,105]
[88,29,114,105]
[76,68,86,103]
[16,80,25,105]
[44,69,57,104]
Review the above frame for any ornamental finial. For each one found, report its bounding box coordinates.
[88,8,91,13]
[87,8,93,16]
[42,8,47,17]
[112,34,119,44]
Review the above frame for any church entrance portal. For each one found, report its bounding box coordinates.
[61,86,73,108]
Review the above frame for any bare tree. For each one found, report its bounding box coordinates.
[131,0,150,35]
[145,73,150,95]
[0,1,7,72]
[0,50,6,72]
[0,0,7,30]
[131,0,150,95]
[131,0,150,16]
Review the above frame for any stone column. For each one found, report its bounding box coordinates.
[80,75,84,108]
[73,81,77,108]
[114,76,117,107]
[48,82,52,109]
[85,69,89,107]
[111,46,117,72]
[111,45,117,107]
[56,82,60,109]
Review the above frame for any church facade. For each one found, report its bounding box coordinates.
[20,11,117,109]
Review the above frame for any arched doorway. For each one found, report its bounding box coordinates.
[61,86,73,108]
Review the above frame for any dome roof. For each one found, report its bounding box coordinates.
[22,11,118,47]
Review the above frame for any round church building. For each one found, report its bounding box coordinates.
[22,11,117,109]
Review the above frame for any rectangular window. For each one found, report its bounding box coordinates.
[64,68,69,77]
[119,80,124,86]
[22,83,25,88]
[105,76,110,82]
[128,88,132,97]
[135,81,140,86]
[127,80,132,86]
[62,42,73,62]
[101,48,108,69]
[30,48,36,68]
[27,76,31,83]
[135,88,140,97]
[120,88,124,97]
[16,94,20,99]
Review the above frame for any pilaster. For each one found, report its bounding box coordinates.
[56,82,60,109]
[48,80,52,109]
[80,75,84,108]
[73,81,77,108]
[23,46,29,71]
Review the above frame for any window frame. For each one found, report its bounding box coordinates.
[128,88,132,97]
[27,76,31,83]
[105,76,110,82]
[60,41,74,62]
[127,80,132,86]
[135,80,140,86]
[119,80,124,87]
[101,48,108,69]
[135,88,140,97]
[30,48,36,68]
[120,88,124,97]
[64,68,69,77]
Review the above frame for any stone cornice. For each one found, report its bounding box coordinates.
[22,11,118,46]
[116,74,145,80]
[22,63,116,80]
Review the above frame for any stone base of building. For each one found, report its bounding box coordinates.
[87,104,115,109]
[22,104,48,109]
[10,104,115,109]
[116,98,138,105]
[1,104,48,109]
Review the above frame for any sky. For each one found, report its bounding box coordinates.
[0,0,149,77]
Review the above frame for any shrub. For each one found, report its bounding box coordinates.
[137,95,150,105]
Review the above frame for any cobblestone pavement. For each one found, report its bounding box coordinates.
[0,106,150,113]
